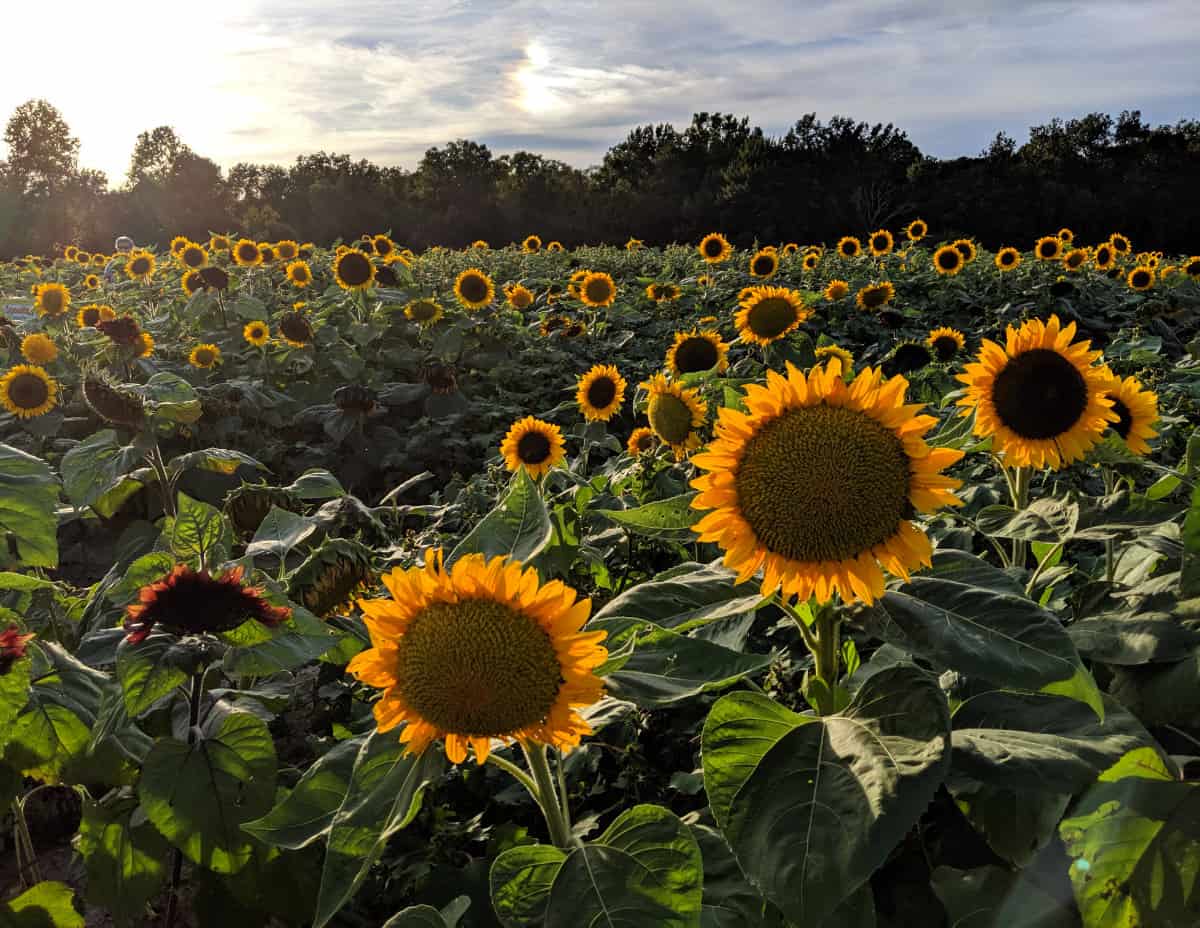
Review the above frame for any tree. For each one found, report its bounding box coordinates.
[3,99,79,196]
[126,127,194,187]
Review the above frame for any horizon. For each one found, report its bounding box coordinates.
[2,0,1198,185]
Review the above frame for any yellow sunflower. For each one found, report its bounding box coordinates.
[188,343,222,369]
[20,333,57,364]
[576,364,627,421]
[802,252,821,271]
[691,359,963,603]
[1062,248,1088,272]
[1057,227,1074,243]
[868,229,894,256]
[83,273,100,290]
[957,315,1116,470]
[210,234,232,252]
[1034,236,1063,261]
[696,275,715,288]
[0,364,58,419]
[626,427,658,456]
[506,284,535,310]
[698,233,733,264]
[270,239,295,262]
[181,270,205,296]
[404,299,444,327]
[243,321,270,346]
[1109,233,1131,255]
[233,239,263,267]
[259,244,277,265]
[286,260,314,288]
[454,268,495,310]
[178,242,208,269]
[933,245,964,276]
[734,286,811,346]
[522,234,542,253]
[823,279,849,301]
[926,326,965,361]
[546,241,564,253]
[125,251,156,281]
[625,238,643,251]
[643,373,707,459]
[471,240,490,250]
[995,247,1022,271]
[906,219,928,241]
[749,249,779,279]
[332,250,375,291]
[64,245,79,261]
[169,235,190,257]
[666,329,729,377]
[500,416,566,478]
[579,271,617,308]
[91,254,107,268]
[646,283,681,303]
[137,332,155,359]
[1181,256,1200,278]
[34,282,70,318]
[346,548,606,765]
[953,239,978,263]
[782,242,800,255]
[77,304,115,328]
[855,281,895,311]
[814,344,853,368]
[1101,373,1158,456]
[1126,266,1155,292]
[75,251,92,265]
[836,236,862,259]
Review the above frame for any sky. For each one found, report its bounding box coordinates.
[1,0,1198,185]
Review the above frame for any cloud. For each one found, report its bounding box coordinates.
[1,0,1198,182]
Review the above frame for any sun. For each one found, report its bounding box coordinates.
[515,41,565,115]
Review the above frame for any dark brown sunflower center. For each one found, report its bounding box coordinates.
[42,290,64,313]
[8,373,49,410]
[634,431,656,451]
[932,335,959,361]
[517,430,553,464]
[891,343,932,373]
[1131,270,1151,288]
[1096,248,1111,264]
[585,376,618,410]
[747,297,798,339]
[291,264,310,281]
[841,242,856,255]
[410,301,438,321]
[1039,242,1057,257]
[131,257,151,275]
[394,598,561,737]
[511,290,532,309]
[1109,396,1133,440]
[194,348,216,366]
[237,244,258,261]
[459,273,489,303]
[956,243,973,257]
[752,256,775,275]
[734,404,911,563]
[1184,259,1200,277]
[584,278,613,303]
[648,392,695,444]
[674,336,720,373]
[805,256,818,268]
[1001,251,1016,265]
[991,348,1089,440]
[183,247,205,268]
[703,238,723,257]
[81,308,100,326]
[938,250,960,269]
[1066,252,1084,268]
[872,236,889,250]
[280,312,313,344]
[860,287,889,309]
[278,244,297,259]
[338,253,372,286]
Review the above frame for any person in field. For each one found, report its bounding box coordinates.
[103,236,135,283]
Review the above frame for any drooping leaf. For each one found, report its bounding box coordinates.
[244,506,318,560]
[449,468,552,565]
[930,865,1076,928]
[286,468,346,501]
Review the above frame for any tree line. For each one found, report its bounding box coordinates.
[1,99,1198,257]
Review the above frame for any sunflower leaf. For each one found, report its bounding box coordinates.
[448,468,552,566]
[0,443,59,568]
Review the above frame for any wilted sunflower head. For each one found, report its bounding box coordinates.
[454,268,495,310]
[749,249,779,278]
[500,416,566,477]
[333,383,378,414]
[0,364,58,419]
[97,315,142,347]
[643,373,707,459]
[82,375,145,429]
[926,326,966,361]
[124,564,291,643]
[198,266,230,291]
[20,333,57,365]
[288,539,376,619]
[223,483,303,537]
[869,229,894,255]
[279,310,314,348]
[77,303,115,328]
[855,281,895,311]
[933,245,964,275]
[884,341,935,376]
[576,364,627,422]
[735,285,811,346]
[667,329,729,377]
[34,282,70,317]
[837,236,861,258]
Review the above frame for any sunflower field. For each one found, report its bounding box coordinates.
[0,225,1199,928]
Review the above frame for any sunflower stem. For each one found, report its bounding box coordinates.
[554,748,573,835]
[164,672,204,928]
[1010,466,1032,569]
[1102,467,1118,585]
[522,741,575,849]
[11,796,41,888]
[486,751,540,799]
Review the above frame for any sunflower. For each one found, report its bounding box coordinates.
[124,564,290,644]
[625,238,643,251]
[404,299,444,327]
[136,333,154,358]
[887,342,934,375]
[644,373,707,459]
[522,234,542,253]
[279,310,314,348]
[288,538,376,618]
[1126,266,1155,292]
[199,267,230,291]
[181,270,205,296]
[1109,233,1131,255]
[823,280,849,301]
[1102,373,1158,456]
[782,243,800,255]
[274,239,300,262]
[125,251,156,280]
[169,235,190,257]
[34,282,70,318]
[469,240,489,250]
[697,275,715,288]
[83,273,100,290]
[20,333,57,364]
[448,268,492,310]
[626,427,658,456]
[990,247,1020,272]
[666,329,728,377]
[348,548,605,764]
[547,241,564,253]
[801,252,821,271]
[75,251,92,265]
[77,304,114,328]
[539,314,569,337]
[1182,256,1200,278]
[957,315,1116,470]
[210,234,232,252]
[576,364,627,421]
[506,284,535,310]
[856,281,895,311]
[698,232,732,264]
[64,245,79,261]
[869,229,894,256]
[259,244,277,265]
[286,260,314,288]
[749,249,779,279]
[734,286,810,346]
[1034,237,1063,261]
[906,219,928,241]
[0,364,58,418]
[91,254,107,267]
[188,343,222,369]
[836,236,861,259]
[579,271,617,308]
[500,416,566,477]
[926,326,965,361]
[233,239,262,267]
[933,245,964,275]
[243,321,270,346]
[1057,227,1074,243]
[646,283,682,303]
[691,360,963,603]
[331,250,374,291]
[953,239,978,263]
[178,242,208,269]
[82,376,145,429]
[814,344,853,368]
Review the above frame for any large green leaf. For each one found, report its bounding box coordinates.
[595,493,701,540]
[138,711,277,873]
[0,657,31,749]
[490,804,703,928]
[0,881,84,927]
[162,492,232,567]
[138,372,202,425]
[59,430,145,511]
[1108,648,1200,726]
[691,824,778,928]
[1182,482,1200,597]
[1068,613,1200,665]
[701,665,949,925]
[951,785,1071,868]
[0,443,59,567]
[1060,747,1200,928]
[244,506,317,560]
[930,865,1076,928]
[167,447,265,478]
[76,794,170,927]
[286,468,346,501]
[593,560,763,632]
[115,633,190,716]
[312,730,444,927]
[449,468,552,565]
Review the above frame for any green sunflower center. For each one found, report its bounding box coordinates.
[517,430,553,464]
[735,404,911,563]
[395,598,562,737]
[992,348,1089,440]
[338,253,372,286]
[674,336,720,373]
[648,392,695,445]
[1109,397,1133,440]
[8,373,49,410]
[585,376,617,410]
[459,273,489,304]
[746,297,798,340]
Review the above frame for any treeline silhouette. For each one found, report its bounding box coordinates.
[2,100,1199,257]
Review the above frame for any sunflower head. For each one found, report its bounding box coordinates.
[279,310,314,348]
[288,539,376,618]
[501,416,566,478]
[814,344,853,369]
[199,266,230,291]
[749,249,779,279]
[1181,256,1200,278]
[625,238,643,251]
[933,245,964,275]
[579,271,617,308]
[1057,227,1074,243]
[243,320,270,346]
[125,251,156,281]
[188,343,222,369]
[522,235,542,253]
[169,236,190,257]
[926,327,965,362]
[222,483,304,538]
[233,239,262,266]
[179,242,208,269]
[0,365,58,419]
[182,270,207,296]
[546,241,564,253]
[1102,373,1159,456]
[20,333,57,365]
[454,268,495,310]
[626,426,658,456]
[837,236,861,258]
[1109,233,1131,255]
[576,364,627,422]
[0,625,35,676]
[274,240,300,261]
[506,284,535,311]
[802,252,821,271]
[1126,266,1155,292]
[823,279,849,301]
[64,245,79,261]
[855,281,895,311]
[884,341,935,376]
[957,315,1117,470]
[97,315,142,347]
[332,250,375,291]
[124,565,290,644]
[869,229,894,256]
[995,247,1022,271]
[259,244,277,264]
[691,360,963,603]
[77,304,115,328]
[83,274,100,290]
[82,375,145,429]
[699,232,733,264]
[34,282,70,317]
[953,239,978,262]
[644,373,707,459]
[405,298,444,327]
[210,234,232,252]
[734,285,811,346]
[1035,236,1063,261]
[906,219,928,241]
[1063,249,1088,272]
[666,329,729,377]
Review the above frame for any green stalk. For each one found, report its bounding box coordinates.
[1011,465,1032,569]
[1102,466,1118,585]
[521,742,574,849]
[163,672,204,928]
[777,595,840,715]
